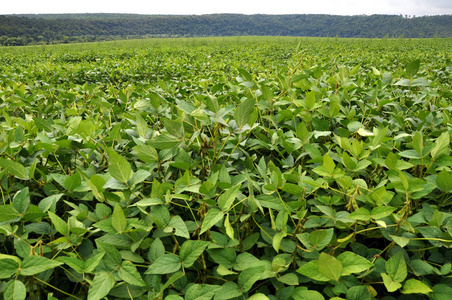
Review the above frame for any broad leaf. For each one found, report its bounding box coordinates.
[108,150,133,183]
[337,251,373,275]
[145,254,181,274]
[431,132,450,159]
[382,272,402,292]
[12,188,30,216]
[218,183,241,211]
[149,133,180,149]
[0,259,19,279]
[20,255,63,276]
[0,205,19,223]
[185,284,221,300]
[234,98,255,128]
[402,279,432,294]
[180,240,210,268]
[117,260,146,286]
[48,211,68,236]
[0,159,28,180]
[437,169,452,192]
[111,203,128,234]
[214,281,242,300]
[292,289,325,300]
[238,265,266,293]
[88,272,116,300]
[200,209,224,235]
[386,252,407,282]
[4,280,26,300]
[317,253,343,281]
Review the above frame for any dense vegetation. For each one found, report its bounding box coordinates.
[0,36,452,300]
[0,13,451,46]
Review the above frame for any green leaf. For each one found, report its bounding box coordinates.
[135,112,148,138]
[108,150,133,183]
[292,289,325,300]
[160,271,185,295]
[411,78,429,87]
[296,260,334,282]
[20,255,63,276]
[200,208,225,235]
[4,280,26,300]
[348,207,371,221]
[133,144,159,162]
[168,215,190,239]
[406,59,420,79]
[33,116,53,132]
[390,235,410,248]
[12,188,30,216]
[432,284,452,300]
[224,214,234,240]
[248,293,270,300]
[96,241,122,269]
[164,118,185,139]
[118,260,146,286]
[87,272,116,300]
[323,153,335,174]
[386,252,407,282]
[431,132,450,159]
[0,259,19,279]
[0,205,19,223]
[437,169,452,192]
[38,193,64,213]
[218,183,241,211]
[429,210,445,227]
[214,282,242,300]
[317,253,343,281]
[237,67,253,81]
[207,248,236,269]
[180,240,210,268]
[278,273,299,285]
[382,272,402,292]
[0,159,28,180]
[57,256,85,274]
[111,203,128,234]
[148,238,165,263]
[238,265,266,293]
[371,206,396,219]
[234,98,255,128]
[337,251,373,275]
[345,285,372,300]
[149,133,180,149]
[64,172,81,191]
[185,284,221,300]
[272,231,286,252]
[385,152,398,170]
[308,228,334,251]
[48,211,68,236]
[85,252,105,273]
[145,254,181,274]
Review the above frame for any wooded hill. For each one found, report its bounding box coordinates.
[1,13,451,46]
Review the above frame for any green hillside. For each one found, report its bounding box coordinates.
[0,13,451,45]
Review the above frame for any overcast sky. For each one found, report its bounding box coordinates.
[1,0,451,16]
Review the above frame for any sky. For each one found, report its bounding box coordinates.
[1,0,451,16]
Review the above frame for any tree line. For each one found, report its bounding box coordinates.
[0,13,451,46]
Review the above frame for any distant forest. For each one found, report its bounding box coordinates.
[0,13,451,46]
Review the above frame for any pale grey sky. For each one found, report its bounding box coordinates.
[1,0,451,16]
